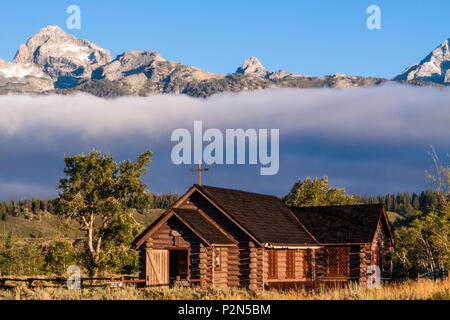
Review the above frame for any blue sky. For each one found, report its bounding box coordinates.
[0,0,449,78]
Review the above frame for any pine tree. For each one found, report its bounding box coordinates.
[7,197,14,215]
[0,201,7,215]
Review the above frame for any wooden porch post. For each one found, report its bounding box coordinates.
[212,246,215,286]
[262,248,265,291]
[312,248,317,291]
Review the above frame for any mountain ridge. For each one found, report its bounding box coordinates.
[0,25,447,98]
[394,38,450,85]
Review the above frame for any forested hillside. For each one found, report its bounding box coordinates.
[0,192,178,239]
[357,190,443,217]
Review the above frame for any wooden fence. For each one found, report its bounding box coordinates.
[418,270,448,280]
[0,276,145,289]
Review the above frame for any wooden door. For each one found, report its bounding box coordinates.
[146,249,169,287]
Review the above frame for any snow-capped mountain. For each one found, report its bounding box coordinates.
[394,39,450,85]
[1,25,445,97]
[0,25,110,89]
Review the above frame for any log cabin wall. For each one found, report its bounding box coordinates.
[314,248,325,280]
[371,221,392,280]
[225,246,238,288]
[185,193,258,288]
[226,246,256,288]
[256,247,264,290]
[349,245,362,280]
[359,243,372,285]
[248,243,264,290]
[212,247,228,288]
[142,217,205,283]
[199,244,212,287]
[360,221,393,285]
[139,240,152,281]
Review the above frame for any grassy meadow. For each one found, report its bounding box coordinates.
[0,279,448,300]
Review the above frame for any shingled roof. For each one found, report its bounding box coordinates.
[133,185,393,249]
[172,208,235,245]
[289,204,388,244]
[195,185,319,246]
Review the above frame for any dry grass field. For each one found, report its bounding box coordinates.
[0,279,448,300]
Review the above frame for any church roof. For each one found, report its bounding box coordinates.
[195,185,319,246]
[289,204,392,244]
[172,208,235,245]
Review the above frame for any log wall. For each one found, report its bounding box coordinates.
[360,220,392,285]
[213,247,228,288]
[188,193,260,289]
[142,216,204,283]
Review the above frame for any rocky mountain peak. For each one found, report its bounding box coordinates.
[394,38,450,85]
[98,50,166,81]
[1,25,111,88]
[121,50,165,60]
[36,25,66,36]
[0,28,445,96]
[14,25,75,64]
[236,56,268,77]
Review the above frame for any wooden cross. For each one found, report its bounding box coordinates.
[190,160,209,185]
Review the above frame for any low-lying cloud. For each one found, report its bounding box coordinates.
[0,84,449,200]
